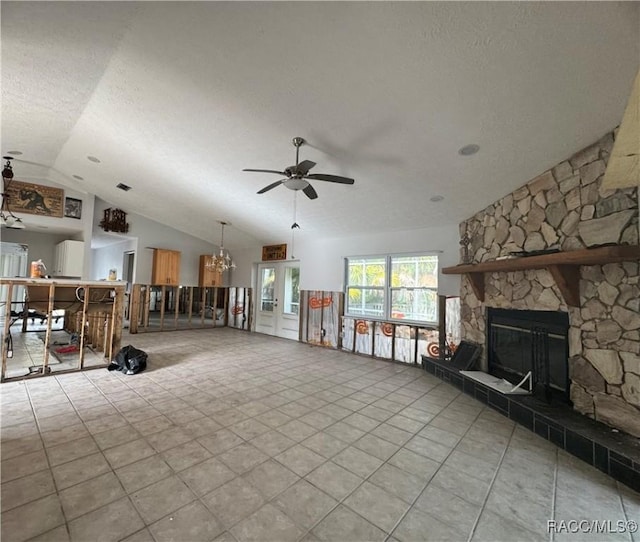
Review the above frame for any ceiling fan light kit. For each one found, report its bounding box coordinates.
[243,136,355,200]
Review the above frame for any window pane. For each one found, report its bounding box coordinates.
[260,267,275,312]
[390,288,437,322]
[283,267,300,315]
[347,287,384,317]
[391,255,438,288]
[347,258,386,287]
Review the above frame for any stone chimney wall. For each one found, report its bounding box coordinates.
[459,129,640,436]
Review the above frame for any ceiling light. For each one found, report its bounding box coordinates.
[117,183,131,191]
[6,150,22,156]
[206,221,236,273]
[430,195,445,202]
[1,157,27,229]
[87,155,101,163]
[458,144,480,156]
[73,175,84,181]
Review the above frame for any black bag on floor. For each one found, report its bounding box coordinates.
[108,345,147,375]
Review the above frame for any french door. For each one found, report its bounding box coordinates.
[255,262,300,340]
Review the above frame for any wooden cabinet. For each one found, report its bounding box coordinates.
[152,249,181,285]
[54,240,84,277]
[199,255,222,287]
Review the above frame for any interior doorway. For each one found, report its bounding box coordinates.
[255,262,300,340]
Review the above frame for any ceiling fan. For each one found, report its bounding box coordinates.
[243,137,355,200]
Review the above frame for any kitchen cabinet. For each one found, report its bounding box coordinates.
[199,255,223,287]
[152,249,181,285]
[54,240,84,277]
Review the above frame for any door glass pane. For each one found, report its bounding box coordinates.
[260,268,275,312]
[283,267,300,315]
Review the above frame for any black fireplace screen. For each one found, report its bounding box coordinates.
[487,308,569,402]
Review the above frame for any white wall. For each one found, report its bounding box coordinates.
[92,238,137,281]
[93,198,217,286]
[228,224,461,296]
[295,224,461,295]
[229,246,262,287]
[0,230,69,275]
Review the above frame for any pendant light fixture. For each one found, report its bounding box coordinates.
[1,157,26,229]
[206,221,236,272]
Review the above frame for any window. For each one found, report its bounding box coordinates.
[345,254,438,324]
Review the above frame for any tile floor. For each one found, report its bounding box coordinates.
[1,328,639,542]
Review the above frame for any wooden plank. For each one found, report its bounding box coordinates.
[224,288,230,327]
[438,295,447,361]
[200,288,206,327]
[391,323,396,361]
[298,290,305,343]
[442,245,640,275]
[371,320,376,357]
[1,283,14,382]
[129,284,140,334]
[320,291,325,346]
[173,287,179,329]
[548,265,582,307]
[42,283,56,373]
[337,293,344,350]
[143,286,150,329]
[111,285,124,358]
[466,273,485,302]
[96,311,105,353]
[160,285,166,330]
[79,287,90,368]
[305,290,311,342]
[247,288,253,332]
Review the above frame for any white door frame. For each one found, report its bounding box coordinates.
[254,261,300,340]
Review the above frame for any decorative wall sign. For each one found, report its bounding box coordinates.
[309,295,332,309]
[64,197,83,219]
[5,180,63,217]
[262,244,287,261]
[100,208,129,233]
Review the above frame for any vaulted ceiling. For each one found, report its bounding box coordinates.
[2,2,638,249]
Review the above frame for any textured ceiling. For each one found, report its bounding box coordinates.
[2,2,638,249]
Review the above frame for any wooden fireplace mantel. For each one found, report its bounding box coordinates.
[442,245,640,307]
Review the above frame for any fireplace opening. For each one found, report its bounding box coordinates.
[487,308,569,403]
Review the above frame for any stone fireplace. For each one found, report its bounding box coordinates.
[458,129,640,437]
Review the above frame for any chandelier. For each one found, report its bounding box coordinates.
[206,221,236,272]
[0,157,26,229]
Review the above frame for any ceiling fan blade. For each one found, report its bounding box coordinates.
[243,168,287,176]
[303,184,318,200]
[305,173,355,185]
[257,179,286,194]
[296,160,316,174]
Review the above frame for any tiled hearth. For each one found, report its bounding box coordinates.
[423,355,640,493]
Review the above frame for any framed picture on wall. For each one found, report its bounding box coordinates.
[5,180,64,217]
[64,197,83,219]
